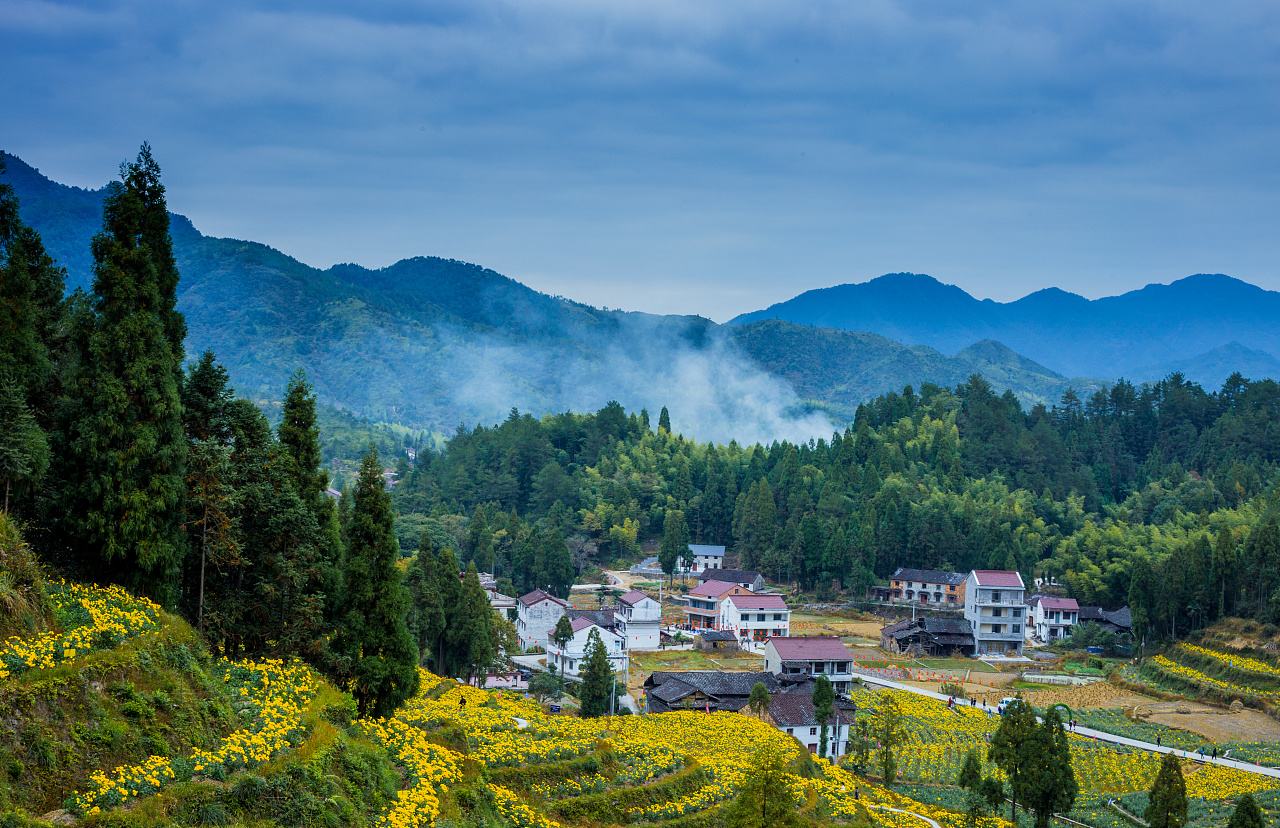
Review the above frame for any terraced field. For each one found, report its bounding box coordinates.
[10,584,1280,827]
[849,685,1280,824]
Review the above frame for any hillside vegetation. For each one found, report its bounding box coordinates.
[0,152,1144,438]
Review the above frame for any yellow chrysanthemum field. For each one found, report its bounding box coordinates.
[7,582,1280,827]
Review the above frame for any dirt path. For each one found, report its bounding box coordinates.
[1145,707,1280,743]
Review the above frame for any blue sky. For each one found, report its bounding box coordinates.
[2,0,1278,319]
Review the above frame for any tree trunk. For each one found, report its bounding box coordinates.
[197,504,208,632]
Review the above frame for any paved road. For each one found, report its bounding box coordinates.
[507,653,639,714]
[854,672,1280,779]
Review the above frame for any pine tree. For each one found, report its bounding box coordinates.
[0,171,66,424]
[182,352,233,443]
[338,449,419,716]
[658,406,671,434]
[990,699,1039,823]
[725,743,800,828]
[1025,709,1077,828]
[578,629,614,717]
[277,369,345,631]
[52,145,187,605]
[468,506,495,572]
[454,563,496,683]
[0,376,49,513]
[405,532,446,668]
[874,692,902,785]
[552,614,574,650]
[216,399,325,660]
[278,370,327,502]
[180,352,237,633]
[1144,752,1187,828]
[957,748,983,790]
[1227,794,1263,828]
[432,545,463,676]
[659,509,689,582]
[813,674,834,759]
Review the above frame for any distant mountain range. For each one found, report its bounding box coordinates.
[731,272,1280,380]
[2,151,1272,441]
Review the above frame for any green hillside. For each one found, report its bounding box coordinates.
[2,151,1109,440]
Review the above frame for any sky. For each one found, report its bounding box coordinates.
[2,0,1279,320]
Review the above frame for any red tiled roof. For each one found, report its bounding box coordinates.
[518,589,569,607]
[569,617,597,633]
[618,589,652,606]
[972,570,1024,588]
[766,636,852,660]
[1035,596,1079,611]
[689,580,738,598]
[728,594,787,610]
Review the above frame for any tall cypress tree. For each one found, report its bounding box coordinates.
[432,545,463,676]
[578,629,614,718]
[405,531,446,669]
[454,563,495,683]
[1145,753,1187,828]
[277,369,345,634]
[659,509,689,582]
[278,370,327,500]
[339,449,419,716]
[1227,794,1263,828]
[52,145,187,605]
[0,376,49,513]
[0,170,66,425]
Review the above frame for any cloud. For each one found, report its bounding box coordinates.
[2,0,1278,317]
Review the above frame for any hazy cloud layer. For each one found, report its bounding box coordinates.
[3,1,1279,317]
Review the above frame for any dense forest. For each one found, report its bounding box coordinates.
[3,146,1280,698]
[391,373,1280,645]
[0,148,503,715]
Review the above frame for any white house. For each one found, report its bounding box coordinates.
[964,570,1027,656]
[1029,595,1080,642]
[614,589,662,651]
[516,589,570,652]
[770,692,852,759]
[763,637,855,694]
[546,618,628,678]
[720,593,790,642]
[488,590,517,623]
[679,544,726,574]
[684,580,751,630]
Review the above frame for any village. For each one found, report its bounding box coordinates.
[471,543,1144,760]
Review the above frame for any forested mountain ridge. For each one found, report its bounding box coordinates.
[732,271,1280,382]
[2,151,1115,440]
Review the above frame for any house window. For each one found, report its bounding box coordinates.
[1013,624,1021,634]
[1012,607,1023,617]
[773,613,783,621]
[787,728,793,734]
[809,727,817,735]
[991,591,1002,602]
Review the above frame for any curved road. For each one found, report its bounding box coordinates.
[854,672,1280,780]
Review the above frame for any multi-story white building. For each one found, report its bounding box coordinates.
[516,589,570,652]
[720,593,790,642]
[963,570,1027,656]
[614,589,662,651]
[763,637,855,694]
[1028,595,1080,642]
[887,567,967,606]
[546,618,628,678]
[679,544,726,574]
[684,580,751,630]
